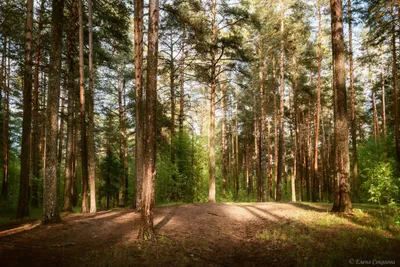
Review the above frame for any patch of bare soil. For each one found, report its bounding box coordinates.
[1,203,399,266]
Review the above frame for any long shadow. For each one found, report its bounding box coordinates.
[286,202,328,212]
[155,206,179,231]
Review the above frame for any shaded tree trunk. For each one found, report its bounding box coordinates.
[31,0,45,207]
[63,0,77,212]
[381,64,386,138]
[17,0,34,218]
[43,0,65,223]
[1,36,6,201]
[134,0,144,211]
[372,91,379,142]
[118,67,125,207]
[259,35,267,202]
[58,86,66,166]
[2,42,9,202]
[330,0,352,212]
[221,82,228,193]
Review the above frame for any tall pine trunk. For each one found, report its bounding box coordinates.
[330,0,352,212]
[87,0,96,213]
[139,0,159,240]
[17,0,34,218]
[43,0,64,223]
[134,0,144,211]
[208,0,217,203]
[63,0,77,212]
[78,0,89,213]
[1,37,6,201]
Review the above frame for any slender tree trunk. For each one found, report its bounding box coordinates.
[330,0,352,212]
[63,0,77,212]
[313,3,322,202]
[276,7,285,201]
[134,0,144,211]
[118,67,125,207]
[372,91,379,142]
[58,86,66,166]
[259,35,267,202]
[87,0,96,213]
[78,0,89,213]
[381,65,386,138]
[178,27,185,173]
[2,43,9,202]
[43,0,64,223]
[235,86,239,198]
[17,0,34,218]
[273,58,278,200]
[1,36,6,201]
[139,0,159,240]
[347,0,358,202]
[208,0,217,203]
[253,89,260,201]
[221,82,228,193]
[170,31,175,165]
[392,2,400,170]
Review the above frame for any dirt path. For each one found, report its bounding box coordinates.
[1,203,399,266]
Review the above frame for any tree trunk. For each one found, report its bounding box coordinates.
[87,0,96,213]
[118,67,125,207]
[235,86,239,198]
[330,0,352,212]
[392,2,400,170]
[178,27,186,174]
[259,35,267,202]
[63,0,77,212]
[58,86,66,166]
[134,0,144,211]
[78,0,89,213]
[276,7,285,201]
[208,0,217,203]
[1,36,6,201]
[170,31,175,165]
[139,0,158,240]
[17,0,34,218]
[348,0,358,202]
[221,82,228,193]
[372,91,379,142]
[381,64,386,138]
[31,0,45,207]
[43,0,64,223]
[2,42,9,202]
[313,3,322,202]
[253,89,260,201]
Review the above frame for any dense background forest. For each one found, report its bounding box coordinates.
[1,0,400,240]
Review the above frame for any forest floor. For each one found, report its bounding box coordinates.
[1,202,400,267]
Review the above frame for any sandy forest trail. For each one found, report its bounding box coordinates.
[1,203,399,266]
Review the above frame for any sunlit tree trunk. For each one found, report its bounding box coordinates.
[208,0,217,203]
[259,35,267,202]
[381,64,386,138]
[134,0,144,211]
[372,91,379,142]
[139,0,159,240]
[17,0,34,218]
[221,82,228,193]
[58,86,66,166]
[178,27,186,173]
[87,0,96,213]
[2,43,9,202]
[330,0,352,212]
[43,0,64,223]
[78,0,89,213]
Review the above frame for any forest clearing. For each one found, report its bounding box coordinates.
[2,0,400,265]
[1,202,400,266]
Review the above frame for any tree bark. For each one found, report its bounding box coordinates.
[259,35,267,202]
[276,7,285,201]
[31,0,45,207]
[372,91,379,142]
[2,42,9,202]
[139,0,158,240]
[221,82,228,193]
[170,30,175,165]
[63,0,77,212]
[43,0,64,223]
[1,36,6,201]
[58,86,66,166]
[348,0,358,202]
[330,0,352,212]
[178,27,186,174]
[208,0,217,203]
[118,67,125,207]
[78,0,89,213]
[17,0,34,218]
[87,0,96,213]
[381,64,386,138]
[134,0,144,211]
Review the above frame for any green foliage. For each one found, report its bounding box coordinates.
[98,149,120,209]
[358,136,400,205]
